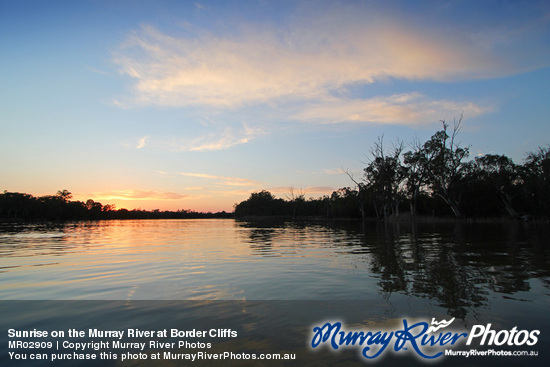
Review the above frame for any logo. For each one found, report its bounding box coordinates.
[310,318,540,361]
[466,324,539,346]
[427,317,455,333]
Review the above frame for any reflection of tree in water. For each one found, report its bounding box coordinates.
[240,220,366,260]
[407,224,489,319]
[236,219,549,318]
[472,223,550,294]
[0,222,79,257]
[236,220,285,256]
[0,221,136,259]
[409,246,488,319]
[348,221,549,319]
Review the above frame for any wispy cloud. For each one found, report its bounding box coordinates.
[87,66,110,76]
[91,189,188,201]
[145,125,263,152]
[293,93,493,125]
[268,186,335,194]
[180,172,219,179]
[194,2,207,11]
[113,24,486,109]
[187,126,262,152]
[306,186,336,193]
[136,135,149,149]
[112,4,541,111]
[324,168,344,175]
[180,172,262,187]
[111,2,548,150]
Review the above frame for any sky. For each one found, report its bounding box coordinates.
[1,0,549,212]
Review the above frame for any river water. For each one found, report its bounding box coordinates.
[1,219,549,365]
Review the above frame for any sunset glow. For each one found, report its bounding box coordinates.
[1,0,549,212]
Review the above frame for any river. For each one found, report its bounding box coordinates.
[1,219,548,365]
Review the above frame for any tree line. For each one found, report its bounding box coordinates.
[235,118,550,220]
[2,118,548,222]
[0,190,231,221]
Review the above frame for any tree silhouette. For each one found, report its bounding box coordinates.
[421,117,469,217]
[363,137,407,219]
[471,154,520,217]
[56,189,73,202]
[520,146,550,216]
[403,138,430,216]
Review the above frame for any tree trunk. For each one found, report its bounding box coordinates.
[393,200,400,216]
[373,200,380,220]
[498,191,518,217]
[438,193,462,218]
[448,200,461,218]
[410,187,419,216]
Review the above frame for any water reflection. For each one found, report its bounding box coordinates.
[0,220,548,320]
[237,220,550,318]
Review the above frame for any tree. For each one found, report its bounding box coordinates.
[234,190,285,217]
[343,169,369,219]
[0,192,36,218]
[403,138,429,216]
[86,199,103,218]
[363,137,407,219]
[472,154,520,217]
[56,189,73,202]
[329,187,364,218]
[520,146,550,216]
[286,187,306,219]
[421,116,470,217]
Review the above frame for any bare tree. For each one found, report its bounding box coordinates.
[363,136,407,219]
[342,169,368,219]
[421,115,470,217]
[403,137,429,216]
[286,187,306,219]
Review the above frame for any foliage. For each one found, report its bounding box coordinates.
[2,125,549,221]
[0,190,231,221]
[419,117,470,217]
[235,122,550,221]
[363,137,407,219]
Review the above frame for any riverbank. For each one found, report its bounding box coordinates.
[235,213,550,224]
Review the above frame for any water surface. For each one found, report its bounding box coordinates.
[1,219,548,316]
[1,219,549,365]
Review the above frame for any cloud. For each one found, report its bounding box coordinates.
[179,172,263,187]
[91,190,188,201]
[293,93,494,125]
[323,168,344,175]
[187,126,262,152]
[111,1,549,149]
[136,136,149,149]
[112,4,543,112]
[268,186,335,194]
[306,186,336,193]
[194,2,206,11]
[179,172,219,179]
[87,66,110,76]
[149,125,263,152]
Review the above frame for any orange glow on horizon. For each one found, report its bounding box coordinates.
[73,194,237,213]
